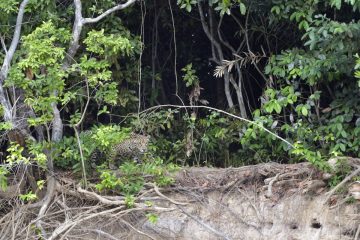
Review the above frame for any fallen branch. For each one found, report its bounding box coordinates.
[77,185,126,205]
[152,184,188,206]
[47,206,125,240]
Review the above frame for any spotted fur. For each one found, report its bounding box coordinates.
[89,133,150,169]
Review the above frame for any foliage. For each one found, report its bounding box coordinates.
[19,191,37,202]
[95,156,178,195]
[0,167,9,191]
[0,141,48,192]
[1,0,360,198]
[146,213,159,224]
[55,125,131,172]
[177,0,247,15]
[133,109,246,167]
[6,142,30,165]
[181,63,199,87]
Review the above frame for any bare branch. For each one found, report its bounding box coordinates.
[62,0,84,69]
[0,36,8,54]
[83,0,137,24]
[0,0,30,82]
[152,183,188,205]
[217,16,236,53]
[198,2,235,109]
[0,0,29,123]
[74,128,88,187]
[74,78,90,127]
[139,104,295,148]
[0,85,12,121]
[197,2,223,62]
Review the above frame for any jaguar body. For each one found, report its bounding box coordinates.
[108,133,150,164]
[89,132,150,169]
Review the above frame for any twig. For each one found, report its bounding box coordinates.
[137,0,145,114]
[48,206,124,240]
[73,127,87,187]
[0,36,7,54]
[168,0,179,97]
[152,184,188,205]
[71,77,90,185]
[354,224,360,240]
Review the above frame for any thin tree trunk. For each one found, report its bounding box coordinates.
[0,0,30,125]
[198,2,235,109]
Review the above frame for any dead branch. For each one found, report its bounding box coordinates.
[152,183,188,206]
[76,185,127,206]
[47,206,125,240]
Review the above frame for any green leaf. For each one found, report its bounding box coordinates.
[332,0,341,9]
[301,107,308,116]
[239,3,246,15]
[146,213,159,224]
[341,131,347,138]
[274,102,282,114]
[340,143,346,152]
[271,6,280,15]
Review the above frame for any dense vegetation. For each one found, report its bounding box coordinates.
[1,0,360,201]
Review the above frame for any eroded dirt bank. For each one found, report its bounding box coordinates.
[0,162,359,239]
[85,163,360,240]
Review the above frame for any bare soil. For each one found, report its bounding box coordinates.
[0,162,359,240]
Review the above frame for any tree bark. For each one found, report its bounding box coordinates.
[0,0,30,124]
[198,2,235,109]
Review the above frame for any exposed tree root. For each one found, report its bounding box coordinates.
[0,177,178,239]
[0,161,359,239]
[324,166,360,205]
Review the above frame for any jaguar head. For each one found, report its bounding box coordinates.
[131,133,150,153]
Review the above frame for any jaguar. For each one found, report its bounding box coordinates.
[88,132,150,169]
